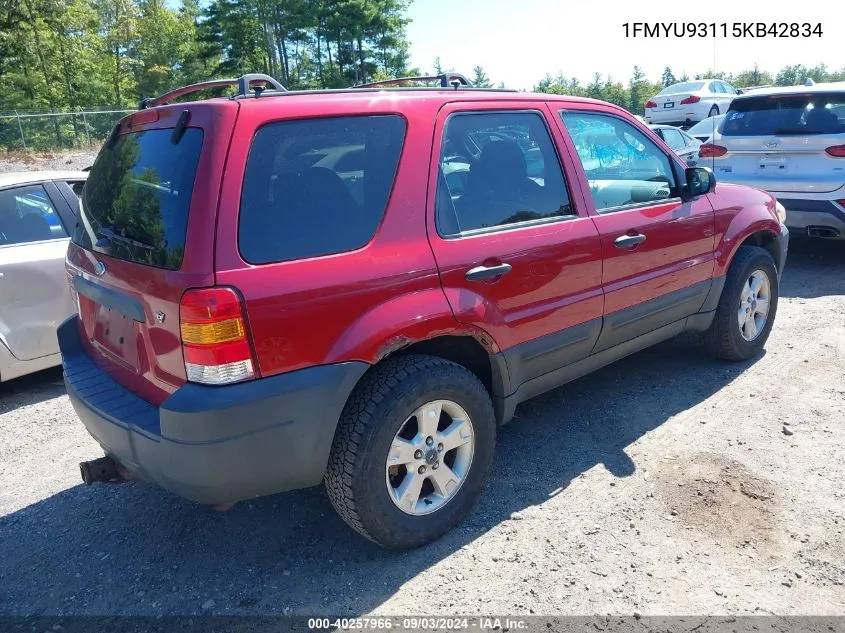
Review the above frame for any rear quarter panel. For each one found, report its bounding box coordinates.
[708,182,782,276]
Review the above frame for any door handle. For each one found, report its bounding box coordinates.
[614,233,646,249]
[465,263,512,282]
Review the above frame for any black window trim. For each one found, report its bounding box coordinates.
[557,108,687,215]
[0,182,72,247]
[434,107,580,241]
[237,113,409,265]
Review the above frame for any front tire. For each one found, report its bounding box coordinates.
[703,246,778,361]
[325,354,495,549]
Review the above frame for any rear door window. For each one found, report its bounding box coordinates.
[723,92,845,136]
[661,128,687,151]
[74,128,203,270]
[239,115,406,264]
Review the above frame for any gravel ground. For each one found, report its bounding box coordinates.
[0,153,843,617]
[0,149,97,173]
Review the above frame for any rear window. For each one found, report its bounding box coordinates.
[74,128,203,270]
[239,115,406,264]
[722,92,845,136]
[659,82,704,95]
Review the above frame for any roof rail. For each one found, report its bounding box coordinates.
[353,73,473,90]
[139,73,287,109]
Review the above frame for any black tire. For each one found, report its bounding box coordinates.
[708,105,719,118]
[324,354,496,550]
[703,245,779,361]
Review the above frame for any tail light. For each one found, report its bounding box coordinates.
[645,100,657,109]
[699,144,728,158]
[825,145,845,157]
[179,287,257,385]
[680,95,701,105]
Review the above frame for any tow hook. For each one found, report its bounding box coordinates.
[79,456,125,485]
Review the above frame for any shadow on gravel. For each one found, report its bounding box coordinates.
[780,236,845,299]
[0,336,759,617]
[0,366,65,413]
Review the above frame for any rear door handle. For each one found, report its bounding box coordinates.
[614,233,646,249]
[465,263,512,282]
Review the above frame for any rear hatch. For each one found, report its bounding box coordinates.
[66,103,238,405]
[709,91,845,194]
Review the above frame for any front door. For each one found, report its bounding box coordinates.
[557,109,716,352]
[426,103,604,390]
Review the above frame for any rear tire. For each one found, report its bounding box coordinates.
[708,105,719,118]
[703,246,778,361]
[325,354,495,550]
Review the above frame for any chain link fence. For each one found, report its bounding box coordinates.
[0,108,137,152]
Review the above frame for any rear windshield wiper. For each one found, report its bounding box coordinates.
[97,227,156,251]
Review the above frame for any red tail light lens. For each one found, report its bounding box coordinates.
[825,145,845,157]
[680,95,701,105]
[645,100,657,109]
[179,287,257,385]
[699,144,728,158]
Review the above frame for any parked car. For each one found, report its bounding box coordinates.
[0,171,87,382]
[687,114,726,143]
[649,124,702,165]
[61,73,787,550]
[645,80,739,126]
[700,81,845,239]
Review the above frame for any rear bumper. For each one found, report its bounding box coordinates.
[777,222,789,279]
[58,317,368,505]
[778,198,845,238]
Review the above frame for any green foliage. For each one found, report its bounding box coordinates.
[472,65,492,88]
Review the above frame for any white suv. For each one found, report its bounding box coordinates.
[700,82,845,239]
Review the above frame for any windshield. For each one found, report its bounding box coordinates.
[722,92,845,136]
[659,82,705,95]
[74,128,203,270]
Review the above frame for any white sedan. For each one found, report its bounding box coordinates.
[0,171,87,382]
[645,80,739,126]
[648,125,702,165]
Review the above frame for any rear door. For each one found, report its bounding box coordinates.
[0,182,74,360]
[427,102,604,389]
[557,108,715,352]
[66,103,237,405]
[713,91,845,194]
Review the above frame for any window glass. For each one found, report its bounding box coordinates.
[660,128,687,151]
[436,111,574,235]
[76,128,203,270]
[561,111,680,212]
[0,185,67,246]
[722,93,845,136]
[709,82,720,93]
[239,116,406,264]
[659,82,704,95]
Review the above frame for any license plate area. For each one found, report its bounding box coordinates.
[92,305,140,371]
[758,154,789,173]
[663,102,675,109]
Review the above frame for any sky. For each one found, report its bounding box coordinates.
[405,0,842,90]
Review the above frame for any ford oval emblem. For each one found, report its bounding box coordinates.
[94,261,106,276]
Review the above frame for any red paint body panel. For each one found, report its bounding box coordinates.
[708,183,782,276]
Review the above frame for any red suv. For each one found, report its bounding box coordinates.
[60,73,788,549]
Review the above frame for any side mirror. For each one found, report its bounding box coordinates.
[685,166,716,198]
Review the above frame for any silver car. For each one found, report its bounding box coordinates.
[0,170,87,382]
